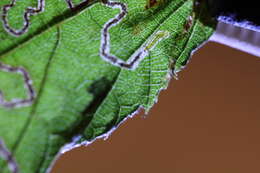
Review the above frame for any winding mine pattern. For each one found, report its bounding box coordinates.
[0,0,77,109]
[2,0,45,36]
[1,0,82,36]
[0,139,19,173]
[0,0,169,108]
[0,62,36,108]
[100,0,169,69]
[2,0,168,69]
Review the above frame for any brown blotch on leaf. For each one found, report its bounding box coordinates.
[132,22,146,35]
[145,0,166,9]
[145,0,158,9]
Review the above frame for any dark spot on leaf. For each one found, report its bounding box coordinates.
[145,0,158,9]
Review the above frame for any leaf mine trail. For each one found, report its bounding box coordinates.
[100,0,169,69]
[0,0,215,172]
[0,0,170,108]
[0,0,76,108]
[2,0,45,36]
[0,139,19,173]
[0,62,36,108]
[1,0,80,36]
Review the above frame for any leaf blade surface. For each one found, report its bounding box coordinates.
[0,0,215,172]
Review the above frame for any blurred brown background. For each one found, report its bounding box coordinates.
[51,42,260,173]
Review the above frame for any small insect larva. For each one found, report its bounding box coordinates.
[100,0,170,70]
[144,30,170,51]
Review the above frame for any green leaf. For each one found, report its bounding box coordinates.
[0,0,216,172]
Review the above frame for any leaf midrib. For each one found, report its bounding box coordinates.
[1,26,61,172]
